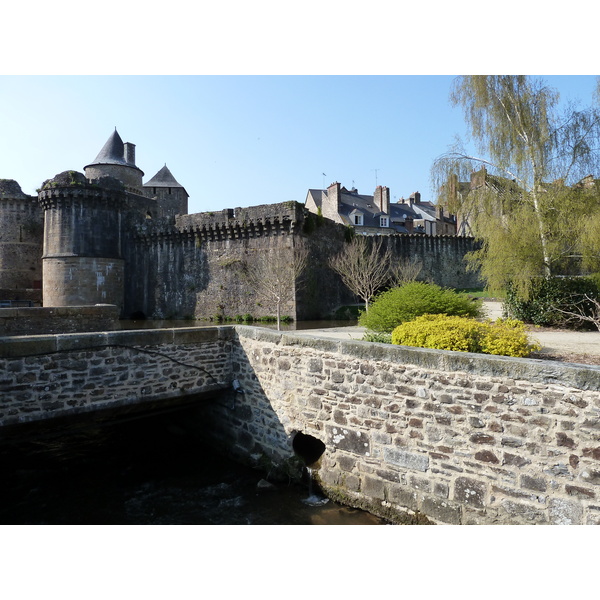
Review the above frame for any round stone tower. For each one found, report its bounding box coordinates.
[38,170,126,310]
[83,129,144,194]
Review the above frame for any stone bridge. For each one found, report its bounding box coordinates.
[0,327,233,427]
[2,325,600,525]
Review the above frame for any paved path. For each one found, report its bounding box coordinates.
[482,301,600,357]
[293,301,600,358]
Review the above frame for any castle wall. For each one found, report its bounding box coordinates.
[122,203,482,321]
[0,305,119,336]
[388,234,482,289]
[124,202,308,320]
[0,195,43,303]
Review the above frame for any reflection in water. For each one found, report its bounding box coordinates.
[0,408,386,525]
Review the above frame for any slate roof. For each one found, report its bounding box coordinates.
[84,129,143,174]
[89,129,129,166]
[144,165,184,188]
[307,187,434,234]
[144,165,188,196]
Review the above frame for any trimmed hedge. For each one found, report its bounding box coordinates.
[504,276,600,329]
[391,314,541,358]
[359,282,482,333]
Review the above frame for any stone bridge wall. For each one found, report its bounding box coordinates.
[199,327,600,525]
[0,327,233,427]
[3,325,599,524]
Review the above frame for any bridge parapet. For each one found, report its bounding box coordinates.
[0,327,234,427]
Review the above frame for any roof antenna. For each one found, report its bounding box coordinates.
[373,168,380,187]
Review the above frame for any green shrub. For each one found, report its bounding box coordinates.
[391,314,540,358]
[504,276,600,329]
[359,282,482,333]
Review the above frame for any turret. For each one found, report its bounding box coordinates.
[84,129,145,194]
[143,164,189,217]
[38,170,126,311]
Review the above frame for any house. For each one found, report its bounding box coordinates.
[305,182,457,235]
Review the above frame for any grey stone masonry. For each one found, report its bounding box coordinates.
[0,327,233,427]
[2,324,600,524]
[221,327,600,525]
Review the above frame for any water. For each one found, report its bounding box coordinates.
[118,319,357,331]
[0,407,386,525]
[302,466,330,507]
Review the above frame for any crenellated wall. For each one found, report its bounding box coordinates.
[124,204,482,321]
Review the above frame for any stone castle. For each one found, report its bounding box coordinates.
[0,130,481,322]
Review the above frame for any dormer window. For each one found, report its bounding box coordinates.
[350,208,364,226]
[380,216,389,228]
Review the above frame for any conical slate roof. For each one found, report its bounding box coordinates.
[144,165,184,188]
[90,129,129,166]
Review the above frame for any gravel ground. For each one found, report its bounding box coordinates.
[482,301,600,364]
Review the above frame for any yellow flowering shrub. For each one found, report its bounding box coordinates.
[391,314,541,358]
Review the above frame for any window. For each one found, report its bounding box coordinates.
[353,213,363,226]
[380,217,389,228]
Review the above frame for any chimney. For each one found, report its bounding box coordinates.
[405,215,414,234]
[411,191,421,204]
[374,186,390,214]
[470,167,487,190]
[124,142,136,166]
[327,181,341,209]
[436,205,444,220]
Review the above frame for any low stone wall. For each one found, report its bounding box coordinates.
[0,305,120,336]
[0,327,233,427]
[2,323,600,524]
[202,326,600,525]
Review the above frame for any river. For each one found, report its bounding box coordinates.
[0,405,386,525]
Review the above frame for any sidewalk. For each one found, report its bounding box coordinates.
[482,301,600,357]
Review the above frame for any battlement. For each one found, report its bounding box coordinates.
[175,201,305,241]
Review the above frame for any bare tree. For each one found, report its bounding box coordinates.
[244,240,309,330]
[329,235,392,312]
[553,294,600,332]
[390,256,423,286]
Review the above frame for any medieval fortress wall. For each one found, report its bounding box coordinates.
[0,181,43,304]
[0,131,481,325]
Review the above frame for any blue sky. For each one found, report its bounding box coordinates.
[2,75,599,215]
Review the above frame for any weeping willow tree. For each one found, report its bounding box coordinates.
[433,75,600,296]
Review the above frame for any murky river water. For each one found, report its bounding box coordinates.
[0,406,386,525]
